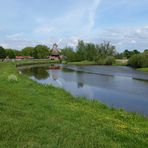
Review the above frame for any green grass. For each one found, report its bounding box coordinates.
[67,60,97,65]
[66,59,128,66]
[113,59,128,66]
[15,59,60,66]
[0,61,148,147]
[137,68,148,72]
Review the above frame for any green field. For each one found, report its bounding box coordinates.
[0,61,148,147]
[66,59,128,66]
[137,68,148,72]
[66,60,96,65]
[113,59,128,66]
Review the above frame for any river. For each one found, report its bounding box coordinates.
[18,64,148,115]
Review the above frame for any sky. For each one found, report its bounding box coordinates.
[0,0,148,52]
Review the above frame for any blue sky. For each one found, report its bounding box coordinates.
[0,0,148,51]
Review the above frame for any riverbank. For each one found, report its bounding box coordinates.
[113,59,128,66]
[65,60,97,65]
[66,59,128,66]
[137,68,148,72]
[15,59,60,67]
[0,62,148,147]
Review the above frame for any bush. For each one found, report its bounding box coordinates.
[95,56,115,65]
[104,56,115,65]
[128,52,148,68]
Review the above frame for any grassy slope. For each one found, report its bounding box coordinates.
[0,62,148,147]
[16,59,60,66]
[137,68,148,72]
[67,60,96,65]
[66,59,128,66]
[113,59,128,66]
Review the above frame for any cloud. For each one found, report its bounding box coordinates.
[34,26,55,34]
[0,0,148,51]
[131,40,136,44]
[6,32,26,40]
[87,0,100,31]
[0,43,9,48]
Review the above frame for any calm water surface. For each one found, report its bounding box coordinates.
[18,64,148,115]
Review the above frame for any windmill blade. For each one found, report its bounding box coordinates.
[57,39,63,45]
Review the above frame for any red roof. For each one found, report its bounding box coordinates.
[16,56,24,59]
[16,56,33,59]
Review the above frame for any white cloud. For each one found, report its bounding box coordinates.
[87,0,100,31]
[0,43,9,48]
[34,26,55,34]
[6,32,26,40]
[131,40,136,44]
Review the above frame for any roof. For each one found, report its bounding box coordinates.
[16,56,33,59]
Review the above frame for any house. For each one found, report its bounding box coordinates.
[16,56,33,60]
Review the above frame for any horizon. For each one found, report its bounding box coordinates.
[0,0,148,51]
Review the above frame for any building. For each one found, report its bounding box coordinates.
[16,56,33,60]
[49,43,62,60]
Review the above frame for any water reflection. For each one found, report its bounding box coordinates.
[21,66,49,80]
[19,64,148,115]
[78,82,84,88]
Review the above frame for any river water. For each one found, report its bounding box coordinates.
[18,64,148,115]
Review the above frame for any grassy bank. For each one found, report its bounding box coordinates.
[66,59,128,66]
[15,59,60,67]
[66,60,96,65]
[137,68,148,72]
[113,59,128,66]
[0,62,148,147]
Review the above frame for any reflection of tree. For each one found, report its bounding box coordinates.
[20,68,33,77]
[21,67,49,80]
[62,68,74,73]
[78,82,84,88]
[32,67,49,80]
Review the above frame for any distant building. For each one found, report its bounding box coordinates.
[16,56,33,60]
[49,43,62,60]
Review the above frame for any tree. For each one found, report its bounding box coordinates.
[14,50,22,56]
[99,41,116,56]
[123,49,140,59]
[33,45,49,59]
[75,40,86,61]
[123,50,130,58]
[85,43,97,61]
[22,47,34,56]
[0,46,6,61]
[5,49,16,59]
[144,49,148,53]
[128,51,148,68]
[61,47,76,62]
[133,49,140,55]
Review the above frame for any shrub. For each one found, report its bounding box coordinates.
[95,56,115,65]
[128,52,148,68]
[104,56,115,65]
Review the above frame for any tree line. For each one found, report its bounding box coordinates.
[61,40,116,65]
[61,40,147,66]
[0,45,50,61]
[0,40,147,68]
